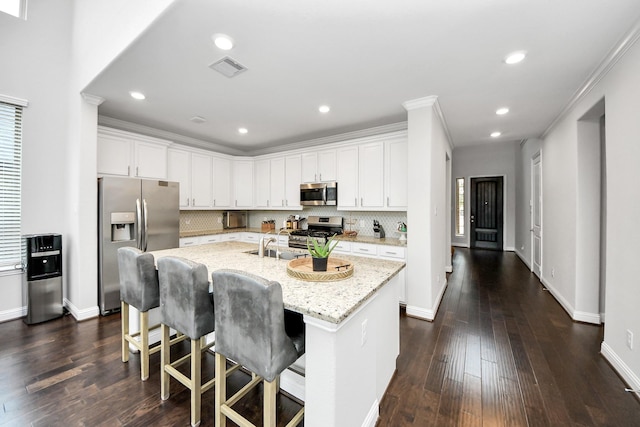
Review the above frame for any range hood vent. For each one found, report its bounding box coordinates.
[209,56,247,78]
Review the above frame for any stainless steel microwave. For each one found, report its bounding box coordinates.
[300,182,337,206]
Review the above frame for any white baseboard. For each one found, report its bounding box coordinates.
[361,399,379,427]
[539,277,600,324]
[406,277,448,321]
[445,265,453,273]
[515,249,532,270]
[601,341,640,401]
[0,306,26,323]
[64,298,100,321]
[505,246,515,252]
[281,368,306,402]
[452,242,469,248]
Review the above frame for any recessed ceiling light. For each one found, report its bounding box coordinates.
[213,34,234,51]
[129,91,146,100]
[319,105,330,113]
[491,131,502,138]
[504,51,526,65]
[496,107,509,115]
[238,127,248,134]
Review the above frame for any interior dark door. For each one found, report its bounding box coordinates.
[470,177,503,250]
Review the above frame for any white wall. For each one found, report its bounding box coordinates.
[451,141,518,250]
[515,138,541,268]
[540,31,640,391]
[0,0,72,319]
[0,0,175,321]
[405,97,452,321]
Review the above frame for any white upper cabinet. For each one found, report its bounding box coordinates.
[97,127,168,179]
[269,157,286,208]
[301,150,336,182]
[284,155,301,208]
[190,153,213,208]
[337,146,358,208]
[212,156,232,208]
[233,159,254,208]
[254,159,271,208]
[385,139,408,210]
[358,142,384,209]
[167,148,191,208]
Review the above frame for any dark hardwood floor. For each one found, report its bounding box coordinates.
[2,248,639,426]
[378,248,640,426]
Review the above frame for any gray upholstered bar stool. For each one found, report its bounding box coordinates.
[212,269,305,427]
[118,247,175,381]
[158,256,232,427]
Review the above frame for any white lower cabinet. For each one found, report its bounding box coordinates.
[179,237,200,247]
[351,242,378,258]
[200,235,221,245]
[242,232,261,243]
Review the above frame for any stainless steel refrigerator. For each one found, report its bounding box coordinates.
[98,177,179,315]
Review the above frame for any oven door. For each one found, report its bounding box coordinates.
[300,183,326,206]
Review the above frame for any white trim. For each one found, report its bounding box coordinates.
[445,265,453,273]
[539,275,600,324]
[64,298,100,321]
[515,248,532,270]
[505,246,515,252]
[402,95,438,111]
[574,310,601,325]
[0,306,26,323]
[280,367,306,402]
[601,341,640,402]
[81,93,105,106]
[542,20,640,138]
[361,399,380,427]
[452,242,470,248]
[405,277,447,321]
[0,94,28,107]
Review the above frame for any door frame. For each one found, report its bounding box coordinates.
[531,151,542,278]
[467,174,507,250]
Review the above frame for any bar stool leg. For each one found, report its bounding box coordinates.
[264,379,277,427]
[140,311,149,380]
[121,301,129,363]
[160,324,170,400]
[191,338,202,427]
[215,353,227,427]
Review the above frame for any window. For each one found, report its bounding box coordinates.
[0,0,27,19]
[0,98,24,272]
[455,177,465,236]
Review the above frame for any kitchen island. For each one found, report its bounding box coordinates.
[150,241,405,427]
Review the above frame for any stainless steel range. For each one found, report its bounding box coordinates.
[288,215,343,249]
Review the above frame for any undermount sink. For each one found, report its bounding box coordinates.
[245,249,308,261]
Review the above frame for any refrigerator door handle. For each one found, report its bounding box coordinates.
[142,199,149,252]
[136,198,142,250]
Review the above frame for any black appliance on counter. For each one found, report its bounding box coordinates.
[22,234,63,324]
[288,215,343,249]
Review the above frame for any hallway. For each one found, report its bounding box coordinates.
[378,248,640,426]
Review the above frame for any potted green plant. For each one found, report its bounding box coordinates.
[307,234,338,271]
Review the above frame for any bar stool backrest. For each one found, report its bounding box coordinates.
[212,269,299,382]
[158,256,214,340]
[117,247,159,312]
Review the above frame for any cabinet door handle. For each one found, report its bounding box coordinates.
[387,196,390,206]
[128,166,130,176]
[193,198,196,206]
[361,197,363,206]
[267,200,270,207]
[314,173,317,181]
[235,200,238,207]
[187,198,190,206]
[361,248,369,252]
[136,166,139,177]
[319,173,322,181]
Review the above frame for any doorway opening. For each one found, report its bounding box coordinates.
[470,176,504,251]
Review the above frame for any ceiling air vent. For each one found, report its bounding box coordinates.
[209,56,247,78]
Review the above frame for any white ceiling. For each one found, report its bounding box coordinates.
[85,0,640,154]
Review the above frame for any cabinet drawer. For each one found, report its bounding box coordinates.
[242,233,260,243]
[377,245,405,259]
[200,235,221,244]
[220,233,240,242]
[351,242,378,257]
[333,241,352,254]
[179,237,200,247]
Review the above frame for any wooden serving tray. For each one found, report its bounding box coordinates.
[287,257,354,282]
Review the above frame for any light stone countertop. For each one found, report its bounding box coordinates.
[150,241,405,324]
[180,228,407,247]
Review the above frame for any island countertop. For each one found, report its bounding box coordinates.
[150,241,405,324]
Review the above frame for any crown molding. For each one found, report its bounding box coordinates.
[81,93,105,106]
[402,95,454,149]
[402,95,438,111]
[0,94,28,107]
[247,122,408,156]
[542,19,640,139]
[97,116,246,156]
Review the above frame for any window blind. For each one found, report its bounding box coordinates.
[0,101,23,271]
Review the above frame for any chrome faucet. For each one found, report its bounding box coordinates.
[258,230,277,258]
[275,229,291,260]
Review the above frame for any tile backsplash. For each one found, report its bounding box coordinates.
[181,207,408,238]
